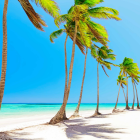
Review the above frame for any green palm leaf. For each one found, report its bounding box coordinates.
[117,75,127,86]
[50,29,65,43]
[88,7,119,15]
[32,0,60,18]
[86,20,108,47]
[91,45,97,58]
[78,20,91,48]
[88,12,121,20]
[55,14,73,28]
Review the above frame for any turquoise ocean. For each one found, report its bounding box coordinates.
[0,103,137,119]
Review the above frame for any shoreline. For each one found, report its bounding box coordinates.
[1,109,140,140]
[0,109,113,132]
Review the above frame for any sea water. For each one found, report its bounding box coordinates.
[0,103,136,119]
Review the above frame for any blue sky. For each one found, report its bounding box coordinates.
[0,0,140,103]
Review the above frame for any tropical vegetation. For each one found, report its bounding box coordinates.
[119,57,140,109]
[0,0,140,126]
[91,45,116,115]
[113,75,127,112]
[49,0,121,124]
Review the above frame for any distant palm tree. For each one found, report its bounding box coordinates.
[113,75,127,112]
[134,80,140,109]
[129,64,140,109]
[0,0,60,108]
[131,78,136,109]
[49,0,121,124]
[91,45,116,116]
[119,57,139,109]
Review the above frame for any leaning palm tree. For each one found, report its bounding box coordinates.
[0,0,60,108]
[49,20,92,124]
[50,24,86,119]
[113,75,127,112]
[91,45,116,116]
[70,48,88,118]
[119,57,139,109]
[49,0,121,124]
[50,27,89,119]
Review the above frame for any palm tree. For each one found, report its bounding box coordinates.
[129,64,140,109]
[50,25,86,119]
[70,1,121,118]
[133,75,140,109]
[130,77,139,110]
[113,75,127,112]
[119,57,139,109]
[49,23,91,124]
[0,0,9,109]
[91,45,116,115]
[70,48,88,118]
[0,0,60,108]
[131,78,136,109]
[134,80,140,109]
[49,0,120,124]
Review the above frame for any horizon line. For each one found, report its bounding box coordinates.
[2,103,130,104]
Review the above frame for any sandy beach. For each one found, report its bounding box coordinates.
[0,109,140,140]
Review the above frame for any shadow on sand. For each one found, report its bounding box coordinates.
[1,110,132,140]
[63,116,126,140]
[0,132,43,140]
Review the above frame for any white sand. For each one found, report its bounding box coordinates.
[1,109,140,140]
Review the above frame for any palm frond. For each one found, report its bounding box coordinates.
[117,75,127,86]
[88,12,121,20]
[88,7,119,15]
[18,0,47,31]
[92,37,98,42]
[50,29,65,43]
[101,65,109,77]
[78,20,91,48]
[32,0,60,18]
[100,60,111,70]
[65,24,85,54]
[108,54,116,60]
[86,20,108,47]
[98,46,116,61]
[55,14,72,27]
[69,32,85,54]
[94,45,107,56]
[91,44,97,58]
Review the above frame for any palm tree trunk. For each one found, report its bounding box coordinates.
[126,74,130,109]
[113,83,121,111]
[134,83,140,109]
[63,35,68,120]
[71,48,88,118]
[94,62,101,115]
[49,20,78,124]
[122,87,126,103]
[131,82,135,109]
[0,0,8,108]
